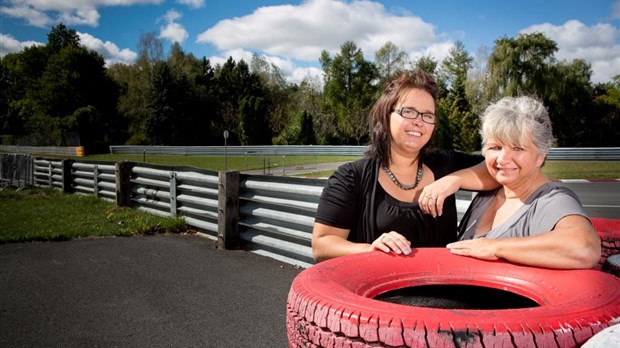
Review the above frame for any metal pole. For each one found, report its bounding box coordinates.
[223,130,229,172]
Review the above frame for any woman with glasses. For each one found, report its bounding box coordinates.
[440,96,600,269]
[311,69,497,262]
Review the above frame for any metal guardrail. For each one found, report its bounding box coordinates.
[72,162,117,201]
[108,145,620,160]
[0,154,33,188]
[33,158,63,189]
[129,164,220,235]
[23,155,473,268]
[1,145,84,157]
[239,174,327,267]
[545,147,620,160]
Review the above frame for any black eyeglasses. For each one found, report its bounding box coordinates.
[393,107,437,124]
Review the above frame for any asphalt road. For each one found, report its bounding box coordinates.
[0,235,302,348]
[558,181,620,219]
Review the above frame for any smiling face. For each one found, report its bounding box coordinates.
[389,88,436,157]
[483,134,546,187]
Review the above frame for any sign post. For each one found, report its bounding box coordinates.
[223,130,229,171]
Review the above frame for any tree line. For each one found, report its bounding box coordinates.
[1,24,618,153]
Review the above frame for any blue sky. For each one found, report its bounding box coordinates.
[1,0,619,84]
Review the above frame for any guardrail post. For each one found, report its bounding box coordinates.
[48,162,53,187]
[218,170,240,249]
[169,172,177,217]
[93,164,99,198]
[61,159,74,193]
[116,161,134,207]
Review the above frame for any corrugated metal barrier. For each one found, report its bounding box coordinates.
[19,155,474,268]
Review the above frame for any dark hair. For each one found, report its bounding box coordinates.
[365,69,439,165]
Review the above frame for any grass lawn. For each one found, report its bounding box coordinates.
[0,187,187,243]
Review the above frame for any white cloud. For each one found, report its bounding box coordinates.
[176,0,205,9]
[0,4,53,27]
[0,0,163,27]
[158,9,189,44]
[196,0,444,62]
[78,32,137,65]
[209,48,255,68]
[207,48,322,85]
[0,30,136,65]
[0,33,44,57]
[520,20,620,83]
[290,66,323,86]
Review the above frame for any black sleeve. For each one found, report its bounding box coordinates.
[314,162,359,229]
[425,150,484,180]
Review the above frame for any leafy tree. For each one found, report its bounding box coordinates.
[143,61,176,145]
[238,95,271,145]
[1,24,119,150]
[214,58,268,145]
[409,55,452,149]
[47,23,81,52]
[374,41,408,86]
[485,32,601,146]
[486,32,557,100]
[136,32,164,67]
[298,110,316,145]
[590,75,620,146]
[440,41,478,151]
[250,53,293,141]
[545,59,593,146]
[320,41,377,144]
[112,32,165,145]
[278,77,326,145]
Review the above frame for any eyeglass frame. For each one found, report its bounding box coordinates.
[393,107,437,124]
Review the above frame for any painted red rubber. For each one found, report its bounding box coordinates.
[592,217,620,269]
[287,248,620,347]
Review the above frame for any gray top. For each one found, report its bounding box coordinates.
[458,182,588,240]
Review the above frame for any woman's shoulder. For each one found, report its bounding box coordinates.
[337,156,376,172]
[329,157,377,184]
[535,182,582,204]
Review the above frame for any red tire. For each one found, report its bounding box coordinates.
[287,248,620,348]
[602,254,620,278]
[592,217,620,269]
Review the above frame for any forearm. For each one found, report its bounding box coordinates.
[493,232,600,269]
[450,162,498,191]
[312,235,371,262]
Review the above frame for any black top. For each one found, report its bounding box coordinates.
[315,150,483,247]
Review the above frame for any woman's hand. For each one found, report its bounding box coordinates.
[418,176,461,217]
[446,239,499,260]
[369,231,411,255]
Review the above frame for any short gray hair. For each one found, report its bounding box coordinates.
[480,95,556,155]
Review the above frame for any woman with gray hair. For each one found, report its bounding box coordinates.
[422,95,600,269]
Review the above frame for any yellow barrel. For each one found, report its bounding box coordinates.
[75,146,85,157]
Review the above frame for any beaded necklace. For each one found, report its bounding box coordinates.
[382,161,424,191]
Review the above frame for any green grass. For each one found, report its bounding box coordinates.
[542,161,620,180]
[0,187,187,243]
[84,153,361,172]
